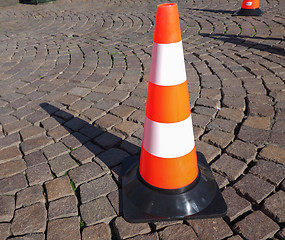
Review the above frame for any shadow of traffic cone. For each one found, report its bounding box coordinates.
[122,3,227,223]
[233,0,263,16]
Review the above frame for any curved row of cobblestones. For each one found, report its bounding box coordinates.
[0,0,284,239]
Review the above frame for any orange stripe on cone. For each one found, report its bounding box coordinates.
[241,0,259,9]
[154,3,181,44]
[140,146,199,189]
[146,81,190,123]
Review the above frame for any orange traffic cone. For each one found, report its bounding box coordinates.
[122,3,227,222]
[233,0,263,16]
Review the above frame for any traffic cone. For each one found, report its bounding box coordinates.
[122,3,227,222]
[233,0,263,16]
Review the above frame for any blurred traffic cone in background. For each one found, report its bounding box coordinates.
[233,0,263,16]
[122,3,227,223]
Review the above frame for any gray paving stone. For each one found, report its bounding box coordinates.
[64,117,88,131]
[114,216,151,239]
[153,220,183,231]
[196,140,221,163]
[80,174,118,203]
[82,223,112,240]
[0,159,26,180]
[110,105,136,120]
[48,125,71,141]
[49,154,78,177]
[68,162,105,188]
[9,233,45,240]
[47,216,80,240]
[188,218,233,240]
[94,130,124,149]
[16,185,45,209]
[61,132,89,149]
[80,197,116,226]
[42,142,69,160]
[20,136,53,155]
[233,211,279,240]
[238,125,270,147]
[263,191,285,223]
[120,136,141,155]
[96,148,129,168]
[234,174,275,204]
[11,203,47,236]
[20,126,46,141]
[24,151,47,167]
[0,195,15,222]
[0,173,27,195]
[207,118,237,133]
[45,175,74,202]
[222,187,251,222]
[48,195,78,220]
[0,132,20,151]
[26,163,53,186]
[95,114,122,130]
[202,129,234,149]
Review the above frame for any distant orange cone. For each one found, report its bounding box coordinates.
[233,0,263,16]
[122,3,227,223]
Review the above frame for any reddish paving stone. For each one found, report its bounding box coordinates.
[238,125,270,147]
[226,140,256,163]
[129,110,146,124]
[41,117,64,131]
[0,132,20,150]
[80,174,118,203]
[94,99,119,111]
[11,203,47,235]
[206,118,237,133]
[0,146,22,164]
[20,136,53,155]
[193,106,217,117]
[107,190,121,216]
[42,142,69,160]
[0,195,15,222]
[47,216,80,240]
[196,97,220,108]
[95,114,122,130]
[114,216,151,239]
[233,174,275,204]
[96,148,129,168]
[68,87,90,96]
[202,130,234,149]
[259,145,285,165]
[48,125,71,141]
[59,94,81,106]
[268,131,285,148]
[10,233,45,240]
[249,159,285,186]
[69,100,93,113]
[248,103,274,117]
[26,163,53,186]
[16,185,45,208]
[82,223,112,240]
[0,173,27,195]
[153,220,183,230]
[188,218,232,240]
[243,116,271,130]
[127,233,159,240]
[80,197,116,226]
[223,96,246,111]
[48,195,78,220]
[233,211,279,240]
[82,107,105,122]
[0,223,10,240]
[263,191,285,223]
[3,120,31,135]
[45,175,74,202]
[70,145,97,164]
[19,126,46,140]
[24,111,49,125]
[196,140,221,163]
[222,187,251,222]
[227,236,243,240]
[211,154,247,181]
[217,107,244,122]
[68,161,105,187]
[24,151,47,167]
[114,121,141,136]
[49,154,78,177]
[191,113,212,128]
[212,172,229,189]
[159,224,198,240]
[61,132,89,149]
[0,159,26,179]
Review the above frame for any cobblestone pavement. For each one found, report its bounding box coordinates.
[0,0,285,239]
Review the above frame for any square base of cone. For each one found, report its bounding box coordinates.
[122,152,227,223]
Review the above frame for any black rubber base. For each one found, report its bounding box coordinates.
[233,8,263,16]
[122,152,227,223]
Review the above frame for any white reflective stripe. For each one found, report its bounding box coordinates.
[150,41,186,86]
[142,115,195,158]
[246,2,252,6]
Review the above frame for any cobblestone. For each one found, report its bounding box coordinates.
[0,195,15,222]
[0,0,284,238]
